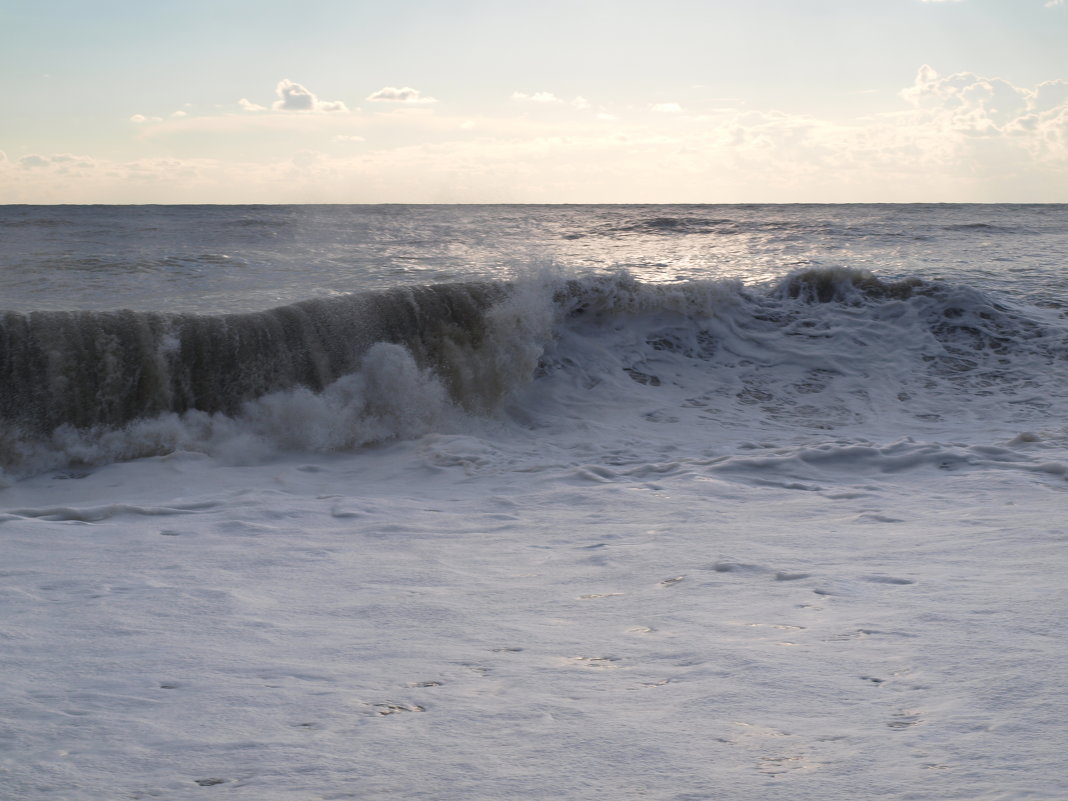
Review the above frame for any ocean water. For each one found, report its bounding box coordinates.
[1,204,1066,800]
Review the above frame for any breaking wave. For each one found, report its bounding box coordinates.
[2,267,1066,479]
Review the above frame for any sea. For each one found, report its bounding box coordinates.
[1,204,1066,800]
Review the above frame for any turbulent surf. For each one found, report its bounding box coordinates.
[2,204,1066,801]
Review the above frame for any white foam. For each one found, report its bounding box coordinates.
[2,421,1065,800]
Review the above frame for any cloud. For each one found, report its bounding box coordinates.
[901,65,1057,133]
[272,79,348,112]
[366,86,437,104]
[274,80,318,111]
[130,114,162,123]
[239,81,350,113]
[17,153,95,171]
[8,67,1067,203]
[511,91,562,103]
[1035,80,1068,112]
[333,134,366,142]
[511,92,599,111]
[867,66,1068,192]
[1046,0,1063,6]
[19,155,51,169]
[650,103,684,113]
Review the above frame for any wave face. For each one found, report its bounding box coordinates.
[3,266,1066,478]
[1,284,508,430]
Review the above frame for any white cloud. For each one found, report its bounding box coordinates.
[8,67,1067,203]
[900,65,1058,133]
[366,86,437,104]
[1045,0,1063,6]
[274,80,316,111]
[511,91,562,104]
[272,79,348,112]
[238,98,267,112]
[650,103,684,113]
[171,110,187,118]
[130,114,162,123]
[572,96,591,110]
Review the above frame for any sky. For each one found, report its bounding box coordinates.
[1,0,1066,203]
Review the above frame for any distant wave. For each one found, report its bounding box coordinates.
[941,223,1022,233]
[0,217,76,228]
[582,214,887,240]
[575,213,1039,242]
[614,216,737,235]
